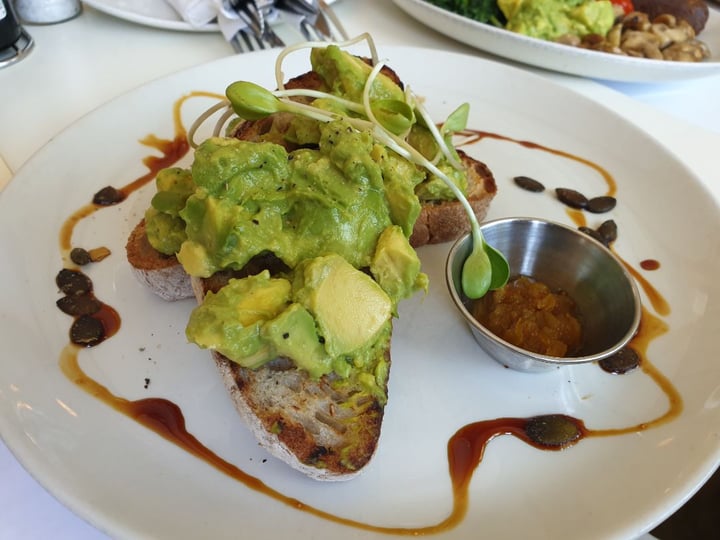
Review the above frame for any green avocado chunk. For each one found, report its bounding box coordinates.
[176,122,398,278]
[186,271,291,369]
[263,303,331,379]
[145,167,195,254]
[310,45,405,103]
[295,254,392,357]
[498,0,615,41]
[155,44,464,390]
[371,225,428,306]
[186,256,395,390]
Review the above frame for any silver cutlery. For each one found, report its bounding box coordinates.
[276,0,348,41]
[227,0,285,53]
[226,0,348,53]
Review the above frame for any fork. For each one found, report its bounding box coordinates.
[227,0,285,53]
[275,0,348,42]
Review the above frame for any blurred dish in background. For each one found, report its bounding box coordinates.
[82,0,220,31]
[82,0,336,33]
[393,0,720,82]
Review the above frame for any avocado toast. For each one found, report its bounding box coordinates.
[126,37,496,480]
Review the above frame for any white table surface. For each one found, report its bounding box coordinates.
[1,1,719,538]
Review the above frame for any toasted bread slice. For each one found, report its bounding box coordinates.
[193,271,386,480]
[126,219,193,301]
[231,68,497,248]
[409,149,495,247]
[125,149,495,302]
[125,61,498,480]
[125,236,389,478]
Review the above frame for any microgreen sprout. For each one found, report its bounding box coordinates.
[211,34,509,298]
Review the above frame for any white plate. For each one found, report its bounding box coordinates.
[81,0,335,33]
[82,0,219,31]
[1,46,719,539]
[393,0,720,82]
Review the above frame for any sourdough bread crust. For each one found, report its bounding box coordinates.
[125,149,496,301]
[211,352,384,481]
[125,62,498,479]
[125,220,193,301]
[232,67,496,246]
[409,150,496,247]
[192,275,386,480]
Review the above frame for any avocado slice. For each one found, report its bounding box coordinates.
[263,303,332,379]
[295,254,392,357]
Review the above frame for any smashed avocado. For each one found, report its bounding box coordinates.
[145,167,195,255]
[311,44,405,104]
[146,44,470,401]
[171,118,428,399]
[186,256,395,401]
[498,0,615,41]
[176,123,396,277]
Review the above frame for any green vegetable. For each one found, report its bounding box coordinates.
[175,40,509,395]
[427,0,506,25]
[498,0,615,41]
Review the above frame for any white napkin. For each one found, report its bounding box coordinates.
[165,0,219,27]
[165,0,255,40]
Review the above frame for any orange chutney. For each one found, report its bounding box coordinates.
[472,276,582,357]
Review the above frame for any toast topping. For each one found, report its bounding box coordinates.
[129,38,500,478]
[223,38,508,298]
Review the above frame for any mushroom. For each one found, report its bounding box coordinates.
[605,23,623,49]
[622,11,652,32]
[651,20,695,49]
[663,40,711,62]
[621,30,664,60]
[556,33,581,47]
[560,8,710,63]
[652,13,677,27]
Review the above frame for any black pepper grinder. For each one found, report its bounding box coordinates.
[0,0,33,68]
[0,0,22,48]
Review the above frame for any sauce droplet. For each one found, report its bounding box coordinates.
[640,259,660,271]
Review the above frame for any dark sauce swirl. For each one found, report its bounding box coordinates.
[54,95,679,535]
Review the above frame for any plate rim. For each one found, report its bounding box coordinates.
[393,0,720,82]
[1,45,720,539]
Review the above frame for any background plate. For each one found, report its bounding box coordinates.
[393,0,720,82]
[82,0,219,31]
[82,0,336,32]
[1,46,719,539]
